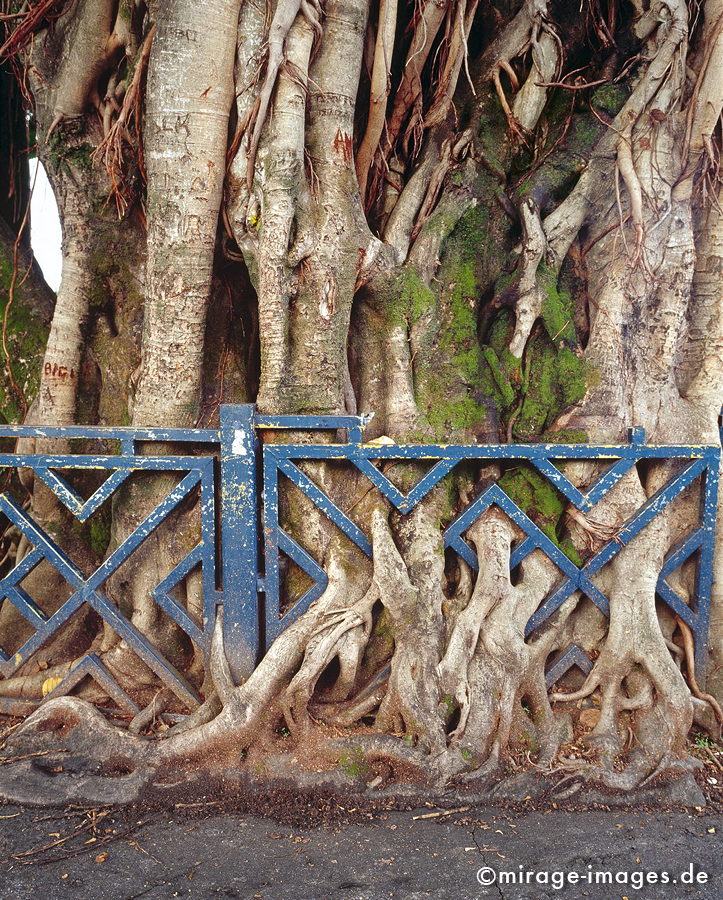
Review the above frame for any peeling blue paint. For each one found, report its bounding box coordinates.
[0,407,718,721]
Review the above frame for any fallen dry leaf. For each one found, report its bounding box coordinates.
[41,677,63,696]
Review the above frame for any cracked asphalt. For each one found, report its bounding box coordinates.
[0,799,720,899]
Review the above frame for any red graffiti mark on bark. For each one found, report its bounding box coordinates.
[44,362,76,379]
[354,247,369,291]
[333,129,353,164]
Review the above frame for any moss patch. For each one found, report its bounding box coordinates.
[0,247,50,422]
[412,206,495,440]
[591,84,630,118]
[499,465,582,564]
[384,267,436,329]
[338,746,371,780]
[513,83,629,213]
[89,511,112,557]
[499,466,563,541]
[480,264,592,442]
[46,125,94,175]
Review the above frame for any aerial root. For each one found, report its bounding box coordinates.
[210,607,238,706]
[128,687,174,734]
[246,0,323,189]
[549,672,601,705]
[676,616,723,727]
[92,24,156,215]
[492,65,528,142]
[565,507,618,551]
[614,126,657,273]
[300,0,323,42]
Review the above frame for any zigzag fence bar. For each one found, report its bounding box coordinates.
[0,407,718,722]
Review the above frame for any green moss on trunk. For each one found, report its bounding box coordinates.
[0,246,51,422]
[499,466,582,565]
[412,206,498,440]
[480,265,592,441]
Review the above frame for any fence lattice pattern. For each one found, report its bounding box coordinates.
[0,406,718,723]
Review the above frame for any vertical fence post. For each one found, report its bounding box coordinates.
[219,404,259,681]
[697,453,719,675]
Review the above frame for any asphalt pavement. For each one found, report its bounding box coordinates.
[0,796,720,899]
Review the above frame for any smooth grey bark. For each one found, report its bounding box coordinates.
[0,0,721,799]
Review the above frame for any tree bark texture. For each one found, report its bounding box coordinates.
[0,0,721,801]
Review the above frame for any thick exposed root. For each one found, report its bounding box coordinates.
[0,696,154,805]
[280,588,378,735]
[372,507,447,754]
[0,493,707,803]
[506,199,547,358]
[0,466,710,803]
[551,505,696,786]
[330,734,430,787]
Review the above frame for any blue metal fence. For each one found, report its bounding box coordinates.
[0,406,718,721]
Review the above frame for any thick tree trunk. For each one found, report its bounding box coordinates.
[0,0,721,804]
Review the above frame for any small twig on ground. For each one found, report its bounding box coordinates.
[173,800,225,809]
[412,806,470,819]
[32,807,113,823]
[128,838,163,865]
[703,745,723,773]
[0,720,24,746]
[32,820,149,866]
[2,814,148,867]
[0,749,67,766]
[2,816,98,863]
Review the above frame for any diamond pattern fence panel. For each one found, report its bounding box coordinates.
[0,406,718,725]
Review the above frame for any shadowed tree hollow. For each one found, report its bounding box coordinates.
[0,0,721,804]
